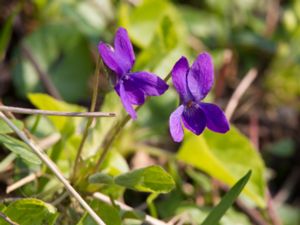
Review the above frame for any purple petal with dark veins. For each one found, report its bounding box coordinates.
[114,27,135,73]
[182,103,206,135]
[187,52,214,101]
[200,102,229,133]
[115,82,137,119]
[129,72,169,96]
[169,105,184,142]
[171,56,193,103]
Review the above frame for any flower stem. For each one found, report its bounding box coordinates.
[72,58,101,181]
[0,112,105,225]
[94,73,171,172]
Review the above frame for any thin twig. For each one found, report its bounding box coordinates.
[72,58,101,180]
[21,46,62,100]
[93,192,167,225]
[51,191,69,206]
[0,106,115,117]
[37,133,61,150]
[225,68,257,121]
[235,199,269,225]
[6,171,42,193]
[266,190,282,225]
[0,212,19,225]
[0,112,105,225]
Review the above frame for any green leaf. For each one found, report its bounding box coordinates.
[0,135,41,165]
[0,119,24,134]
[177,126,266,208]
[0,198,57,225]
[77,200,121,225]
[119,0,186,48]
[115,165,175,193]
[28,93,85,132]
[201,171,251,225]
[88,173,114,185]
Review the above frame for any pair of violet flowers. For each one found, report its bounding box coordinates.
[98,27,229,142]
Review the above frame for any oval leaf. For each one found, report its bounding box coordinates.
[115,165,175,193]
[0,198,57,225]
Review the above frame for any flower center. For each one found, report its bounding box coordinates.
[187,100,194,108]
[122,74,130,81]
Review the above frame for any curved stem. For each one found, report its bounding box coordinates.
[72,58,101,180]
[94,72,171,172]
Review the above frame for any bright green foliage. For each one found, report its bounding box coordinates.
[77,200,121,225]
[28,93,85,132]
[115,165,175,193]
[119,0,185,48]
[0,135,41,165]
[177,126,266,208]
[0,198,57,225]
[201,171,251,225]
[0,119,24,134]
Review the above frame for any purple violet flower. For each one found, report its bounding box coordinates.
[98,27,168,119]
[169,52,230,142]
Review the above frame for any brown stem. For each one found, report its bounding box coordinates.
[0,105,115,117]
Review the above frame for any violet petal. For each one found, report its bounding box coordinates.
[123,81,145,105]
[187,52,214,101]
[114,27,135,73]
[182,104,206,135]
[169,105,184,142]
[115,82,137,119]
[200,102,229,133]
[129,72,169,96]
[171,56,193,103]
[98,42,124,76]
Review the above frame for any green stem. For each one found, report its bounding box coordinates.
[72,58,101,181]
[94,72,172,172]
[30,115,41,134]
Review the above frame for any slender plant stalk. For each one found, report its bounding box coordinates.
[0,105,115,117]
[0,212,19,225]
[0,112,106,225]
[72,58,102,180]
[94,73,172,171]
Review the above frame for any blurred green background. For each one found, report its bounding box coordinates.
[0,0,299,224]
